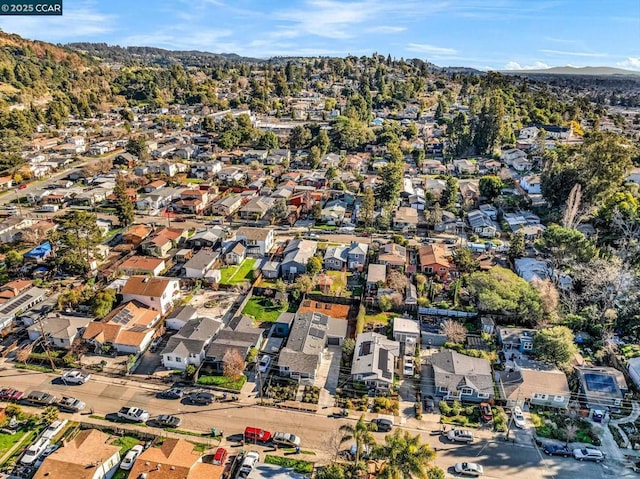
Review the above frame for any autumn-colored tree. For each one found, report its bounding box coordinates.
[223,349,246,381]
[440,319,467,343]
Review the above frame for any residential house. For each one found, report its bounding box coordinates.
[33,429,121,479]
[184,250,218,279]
[378,243,406,269]
[114,152,137,167]
[467,210,497,238]
[512,157,533,171]
[576,366,628,410]
[144,180,167,193]
[0,217,34,243]
[136,187,180,212]
[186,228,224,249]
[204,315,263,373]
[418,244,451,280]
[324,245,348,271]
[321,202,347,225]
[235,227,275,257]
[351,331,400,391]
[278,312,347,384]
[366,264,386,295]
[346,242,368,272]
[129,439,224,479]
[453,159,477,175]
[422,160,447,175]
[119,256,166,277]
[0,280,32,304]
[0,176,13,190]
[261,261,280,279]
[458,180,480,208]
[23,241,53,263]
[498,366,571,409]
[497,327,536,355]
[175,189,208,215]
[478,204,498,221]
[281,239,317,279]
[393,206,418,231]
[392,317,421,346]
[501,148,528,165]
[140,227,187,258]
[26,314,93,349]
[225,242,246,265]
[0,286,47,331]
[162,317,223,370]
[520,174,541,194]
[429,349,494,402]
[123,224,153,246]
[239,196,274,220]
[212,194,243,216]
[121,276,180,315]
[166,306,198,331]
[82,301,161,354]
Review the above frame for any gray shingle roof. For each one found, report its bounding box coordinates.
[430,350,493,395]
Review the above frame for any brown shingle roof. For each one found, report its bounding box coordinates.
[129,439,223,479]
[121,276,176,298]
[120,256,165,272]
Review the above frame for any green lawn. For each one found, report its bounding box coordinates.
[112,435,140,455]
[265,455,314,474]
[196,374,247,391]
[364,312,398,325]
[242,296,283,322]
[0,430,29,457]
[219,258,257,285]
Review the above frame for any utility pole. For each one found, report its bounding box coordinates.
[38,315,57,372]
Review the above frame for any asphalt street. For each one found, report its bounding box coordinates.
[0,367,620,479]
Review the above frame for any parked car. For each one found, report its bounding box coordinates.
[34,444,60,468]
[272,432,301,447]
[185,392,214,405]
[479,403,493,422]
[60,370,90,384]
[258,355,271,374]
[18,184,27,190]
[20,438,50,465]
[23,391,57,406]
[372,418,393,432]
[56,396,86,413]
[42,419,67,440]
[117,407,149,423]
[446,429,474,443]
[573,447,605,462]
[212,447,228,466]
[512,407,526,428]
[238,451,260,478]
[244,427,272,443]
[454,462,484,476]
[150,415,181,428]
[156,388,183,400]
[0,388,23,402]
[543,444,571,457]
[120,445,144,470]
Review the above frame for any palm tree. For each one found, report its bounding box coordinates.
[339,414,377,464]
[374,429,436,479]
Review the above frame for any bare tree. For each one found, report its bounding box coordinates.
[440,319,467,344]
[16,348,29,366]
[564,424,579,446]
[532,278,560,323]
[610,208,640,263]
[562,184,585,229]
[20,222,51,246]
[223,349,246,380]
[387,270,409,294]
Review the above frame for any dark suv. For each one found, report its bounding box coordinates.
[185,392,213,405]
[23,391,57,406]
[372,418,393,432]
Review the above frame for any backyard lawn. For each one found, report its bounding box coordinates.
[196,374,247,391]
[0,430,30,457]
[364,312,399,325]
[219,259,256,285]
[242,296,283,322]
[112,435,141,455]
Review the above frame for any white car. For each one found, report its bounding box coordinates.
[120,445,144,470]
[61,370,91,384]
[573,447,605,462]
[117,407,150,423]
[238,451,260,478]
[258,355,271,374]
[454,462,484,476]
[273,432,301,447]
[513,407,526,428]
[446,429,474,443]
[42,419,68,440]
[20,438,50,465]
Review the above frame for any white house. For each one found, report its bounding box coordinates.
[183,250,218,279]
[235,226,275,256]
[120,276,180,315]
[501,148,528,164]
[161,317,223,370]
[520,175,542,194]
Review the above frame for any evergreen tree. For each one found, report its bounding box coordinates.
[113,175,134,227]
[439,176,458,210]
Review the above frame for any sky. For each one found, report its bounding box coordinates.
[0,0,639,71]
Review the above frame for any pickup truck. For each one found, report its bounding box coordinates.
[23,391,57,406]
[117,407,149,423]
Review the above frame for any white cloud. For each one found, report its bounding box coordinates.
[365,26,406,34]
[0,1,115,40]
[121,29,233,50]
[406,43,457,55]
[504,61,550,70]
[539,49,607,58]
[617,57,640,71]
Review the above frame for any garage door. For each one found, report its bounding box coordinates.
[327,337,341,346]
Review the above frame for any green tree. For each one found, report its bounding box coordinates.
[315,129,331,155]
[376,147,404,205]
[4,250,23,270]
[374,429,437,479]
[41,406,59,424]
[452,247,480,274]
[91,288,117,318]
[270,198,289,224]
[331,116,374,151]
[308,146,321,169]
[533,326,578,365]
[339,414,377,464]
[466,267,544,325]
[306,256,323,276]
[289,125,312,151]
[439,176,458,210]
[534,224,597,272]
[508,231,525,262]
[360,188,376,228]
[125,136,148,161]
[479,175,503,201]
[448,112,472,157]
[379,295,393,312]
[257,131,279,150]
[113,175,134,227]
[49,211,102,275]
[316,463,347,479]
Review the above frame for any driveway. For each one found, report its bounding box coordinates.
[316,346,341,408]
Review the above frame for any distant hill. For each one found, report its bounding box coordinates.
[501,66,640,76]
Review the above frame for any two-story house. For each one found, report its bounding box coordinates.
[429,349,494,402]
[235,227,275,257]
[161,317,222,370]
[120,276,180,315]
[351,331,400,391]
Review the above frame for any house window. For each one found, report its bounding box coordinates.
[477,393,490,399]
[166,356,172,362]
[439,267,446,272]
[533,393,548,400]
[522,341,533,351]
[460,388,474,396]
[439,387,448,394]
[553,396,564,402]
[425,267,433,273]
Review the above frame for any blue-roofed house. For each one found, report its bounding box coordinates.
[23,241,53,263]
